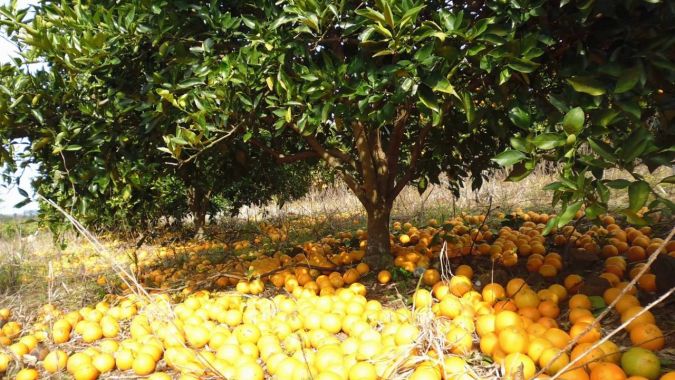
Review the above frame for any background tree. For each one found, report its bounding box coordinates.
[0,2,314,235]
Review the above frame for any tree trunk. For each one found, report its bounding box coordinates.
[188,187,209,240]
[364,202,393,269]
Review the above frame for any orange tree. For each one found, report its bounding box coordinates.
[159,0,673,265]
[0,3,314,234]
[2,0,673,263]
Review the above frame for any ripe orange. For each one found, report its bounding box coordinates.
[67,352,92,373]
[614,295,640,314]
[235,361,264,380]
[15,369,39,380]
[409,363,442,380]
[92,352,115,373]
[637,274,657,293]
[395,324,420,346]
[446,326,473,354]
[590,363,627,380]
[132,353,156,376]
[479,332,499,355]
[518,307,541,321]
[414,289,433,309]
[564,274,584,293]
[514,289,540,309]
[538,300,560,319]
[423,269,441,286]
[503,352,536,380]
[569,322,601,344]
[482,283,506,305]
[115,349,134,370]
[476,314,496,337]
[569,308,594,324]
[629,323,665,351]
[43,350,68,373]
[348,362,377,380]
[558,367,590,380]
[543,328,571,349]
[438,295,462,319]
[621,348,661,380]
[572,342,605,370]
[495,310,523,332]
[498,327,529,354]
[626,246,646,262]
[449,275,472,297]
[377,270,391,284]
[528,336,553,361]
[506,278,528,297]
[549,284,568,301]
[569,294,592,310]
[540,347,570,375]
[186,325,211,348]
[72,364,100,380]
[456,264,473,278]
[620,306,656,332]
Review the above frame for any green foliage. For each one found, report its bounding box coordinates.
[1,0,673,246]
[0,1,314,233]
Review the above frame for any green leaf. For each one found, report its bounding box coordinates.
[557,201,582,228]
[491,150,527,166]
[604,179,631,189]
[507,58,540,73]
[628,180,650,212]
[508,107,531,129]
[383,2,395,29]
[587,139,617,163]
[661,175,675,184]
[31,109,44,124]
[462,92,475,124]
[400,5,426,26]
[562,107,584,135]
[355,8,386,24]
[532,133,565,150]
[506,161,534,182]
[372,49,395,57]
[620,209,648,226]
[418,86,440,113]
[614,66,641,94]
[585,202,606,220]
[566,76,606,96]
[510,136,529,152]
[498,69,511,85]
[543,216,558,235]
[65,145,82,151]
[431,77,458,97]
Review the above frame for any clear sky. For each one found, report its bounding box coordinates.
[0,0,40,215]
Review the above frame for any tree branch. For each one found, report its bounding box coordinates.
[177,124,241,167]
[250,139,319,163]
[386,106,410,191]
[300,132,365,202]
[391,122,433,198]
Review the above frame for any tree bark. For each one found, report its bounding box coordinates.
[364,201,393,269]
[188,187,210,240]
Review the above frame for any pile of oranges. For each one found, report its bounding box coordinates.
[0,210,673,380]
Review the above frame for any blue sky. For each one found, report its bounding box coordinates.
[0,0,39,215]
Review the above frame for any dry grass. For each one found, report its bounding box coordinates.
[238,165,674,227]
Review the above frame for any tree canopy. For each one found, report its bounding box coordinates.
[0,0,673,262]
[0,1,315,234]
